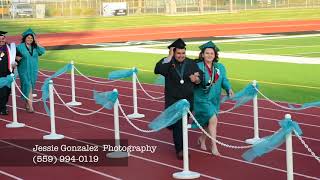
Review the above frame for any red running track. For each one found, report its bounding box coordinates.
[5,20,320,47]
[0,70,319,180]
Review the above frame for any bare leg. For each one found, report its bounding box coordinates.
[208,115,220,156]
[27,87,34,112]
[197,127,208,151]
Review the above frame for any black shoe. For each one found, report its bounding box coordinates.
[176,151,190,160]
[176,151,183,160]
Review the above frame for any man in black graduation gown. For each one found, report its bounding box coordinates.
[154,38,202,160]
[0,31,13,115]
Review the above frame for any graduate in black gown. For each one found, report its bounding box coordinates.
[154,38,202,160]
[0,31,17,115]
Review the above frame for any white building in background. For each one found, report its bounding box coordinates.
[11,0,31,3]
[9,0,64,3]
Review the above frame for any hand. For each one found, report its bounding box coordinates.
[34,36,38,44]
[11,62,17,69]
[167,47,175,61]
[35,40,40,47]
[228,89,234,98]
[189,72,200,83]
[16,56,22,62]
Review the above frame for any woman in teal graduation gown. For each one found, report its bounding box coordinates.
[16,28,45,112]
[191,41,234,156]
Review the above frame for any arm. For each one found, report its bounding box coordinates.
[154,47,174,76]
[154,58,172,76]
[15,47,22,66]
[36,45,45,56]
[220,64,233,96]
[189,60,202,85]
[196,62,203,85]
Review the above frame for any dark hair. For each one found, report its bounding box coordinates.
[198,47,219,62]
[21,34,37,48]
[173,47,186,53]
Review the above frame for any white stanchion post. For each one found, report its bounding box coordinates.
[245,80,260,144]
[173,110,200,179]
[66,60,82,106]
[127,67,144,119]
[6,74,25,128]
[107,89,129,158]
[285,114,294,180]
[43,80,64,140]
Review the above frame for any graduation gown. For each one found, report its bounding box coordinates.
[155,57,202,153]
[0,44,12,77]
[191,61,231,128]
[154,57,202,109]
[0,44,12,112]
[17,43,45,99]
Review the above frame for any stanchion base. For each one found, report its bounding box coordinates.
[66,101,82,107]
[245,137,261,144]
[32,94,37,98]
[173,170,201,179]
[127,113,145,119]
[106,151,129,158]
[6,122,25,128]
[43,133,64,140]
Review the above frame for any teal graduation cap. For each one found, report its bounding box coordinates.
[199,41,220,52]
[22,28,36,38]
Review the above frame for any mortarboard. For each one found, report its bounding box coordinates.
[199,41,220,52]
[0,31,7,36]
[168,38,186,49]
[22,28,36,38]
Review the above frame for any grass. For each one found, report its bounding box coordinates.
[150,36,320,58]
[1,8,320,35]
[5,8,316,104]
[39,49,320,104]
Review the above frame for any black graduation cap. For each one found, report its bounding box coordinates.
[0,31,7,36]
[167,38,186,49]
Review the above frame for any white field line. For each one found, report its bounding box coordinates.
[95,46,320,64]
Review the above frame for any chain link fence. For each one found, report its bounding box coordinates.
[0,0,320,19]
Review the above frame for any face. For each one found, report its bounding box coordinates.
[201,48,215,63]
[174,48,186,62]
[0,36,6,46]
[25,35,34,45]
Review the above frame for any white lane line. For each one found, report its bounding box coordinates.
[95,46,320,64]
[34,74,320,120]
[0,140,121,180]
[0,170,23,180]
[1,111,318,180]
[0,119,221,180]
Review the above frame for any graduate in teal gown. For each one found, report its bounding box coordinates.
[191,41,234,156]
[16,28,45,113]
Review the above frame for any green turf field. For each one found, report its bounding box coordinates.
[1,8,320,35]
[149,35,320,58]
[191,37,320,57]
[4,7,317,104]
[39,43,320,104]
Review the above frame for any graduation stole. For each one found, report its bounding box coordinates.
[4,43,17,73]
[25,43,34,56]
[172,59,187,84]
[6,44,11,71]
[0,44,12,71]
[201,61,220,93]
